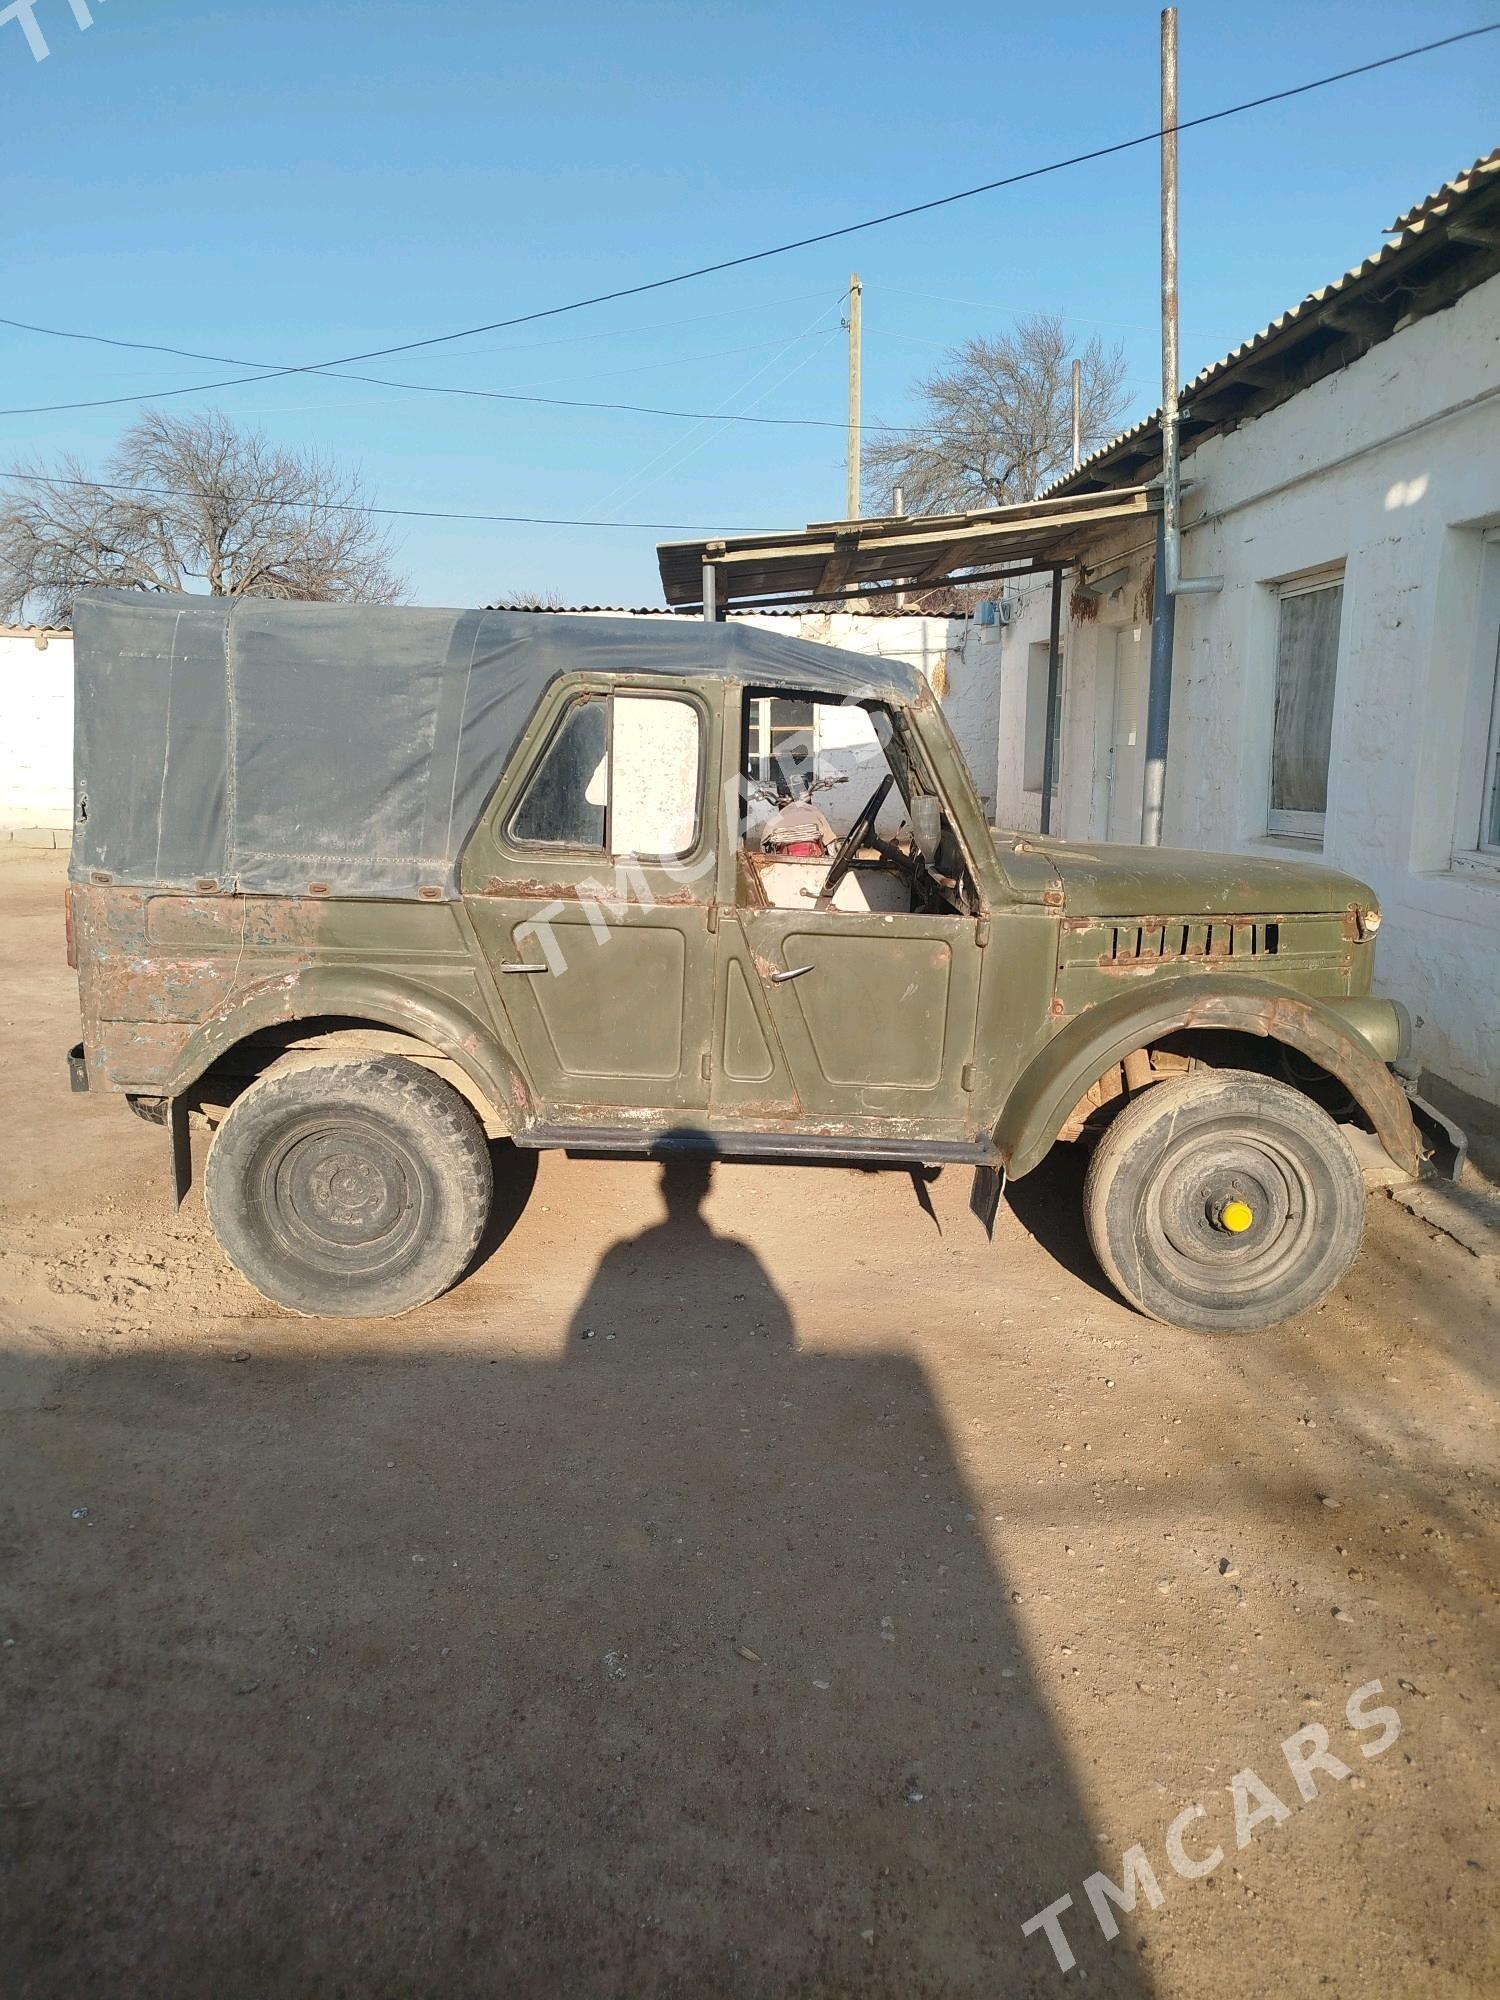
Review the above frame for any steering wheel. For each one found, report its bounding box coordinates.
[815,774,895,912]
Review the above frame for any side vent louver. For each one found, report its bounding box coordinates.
[1108,920,1280,963]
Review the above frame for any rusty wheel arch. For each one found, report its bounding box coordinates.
[161,970,532,1137]
[998,981,1421,1182]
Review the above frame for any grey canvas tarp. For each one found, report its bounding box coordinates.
[70,590,917,900]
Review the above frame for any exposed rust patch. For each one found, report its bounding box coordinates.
[73,886,320,1066]
[478,875,701,908]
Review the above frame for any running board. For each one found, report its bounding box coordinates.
[517,1123,999,1170]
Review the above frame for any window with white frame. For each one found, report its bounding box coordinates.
[1268,570,1344,839]
[1454,528,1500,869]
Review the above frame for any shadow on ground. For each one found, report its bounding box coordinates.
[0,1160,1149,2000]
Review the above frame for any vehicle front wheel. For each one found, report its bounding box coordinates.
[204,1055,493,1317]
[1081,1069,1365,1333]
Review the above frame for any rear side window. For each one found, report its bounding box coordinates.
[510,694,608,847]
[508,690,702,859]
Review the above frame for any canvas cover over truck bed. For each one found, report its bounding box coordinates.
[69,590,917,901]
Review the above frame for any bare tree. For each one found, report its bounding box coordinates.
[863,313,1129,516]
[489,588,568,611]
[0,409,406,623]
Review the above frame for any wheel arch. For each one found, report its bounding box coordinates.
[997,976,1421,1181]
[162,967,531,1135]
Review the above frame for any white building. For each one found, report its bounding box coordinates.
[0,625,73,846]
[995,152,1500,1110]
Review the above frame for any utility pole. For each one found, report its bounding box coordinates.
[1142,5,1221,845]
[1070,358,1082,471]
[845,273,863,520]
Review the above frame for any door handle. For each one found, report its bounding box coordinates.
[500,962,551,974]
[771,963,815,983]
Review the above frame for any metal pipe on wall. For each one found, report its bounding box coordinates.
[1039,566,1064,836]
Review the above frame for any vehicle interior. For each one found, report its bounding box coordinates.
[736,690,981,919]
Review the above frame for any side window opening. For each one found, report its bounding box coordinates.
[738,690,974,918]
[508,689,702,860]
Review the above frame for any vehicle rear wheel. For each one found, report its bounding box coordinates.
[1081,1068,1365,1333]
[204,1056,493,1318]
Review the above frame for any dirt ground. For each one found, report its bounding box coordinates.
[1,848,1497,2000]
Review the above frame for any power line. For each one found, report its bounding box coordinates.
[0,466,735,533]
[0,349,915,431]
[0,21,1492,425]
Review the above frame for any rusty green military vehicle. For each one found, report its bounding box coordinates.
[65,590,1458,1331]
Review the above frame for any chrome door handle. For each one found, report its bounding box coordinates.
[501,962,551,974]
[771,963,815,983]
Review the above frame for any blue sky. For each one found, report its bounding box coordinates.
[5,0,1497,607]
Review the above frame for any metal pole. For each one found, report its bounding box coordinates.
[1140,5,1180,844]
[1157,4,1220,606]
[1070,358,1082,471]
[702,560,718,625]
[1159,7,1180,599]
[1039,566,1064,836]
[1152,3,1224,844]
[845,272,863,520]
[1142,507,1176,844]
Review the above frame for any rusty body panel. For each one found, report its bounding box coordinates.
[70,638,1425,1185]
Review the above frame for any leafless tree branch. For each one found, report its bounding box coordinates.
[862,313,1130,518]
[0,409,407,624]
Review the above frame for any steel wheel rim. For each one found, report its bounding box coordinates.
[255,1112,425,1275]
[1138,1118,1321,1308]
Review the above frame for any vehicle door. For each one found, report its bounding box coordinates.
[713,688,986,1136]
[460,676,718,1121]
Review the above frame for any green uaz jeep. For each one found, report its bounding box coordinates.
[65,591,1456,1331]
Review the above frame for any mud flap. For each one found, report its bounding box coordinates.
[169,1096,193,1208]
[1405,1091,1467,1184]
[969,1164,1006,1239]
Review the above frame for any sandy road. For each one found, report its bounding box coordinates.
[1,848,1497,1998]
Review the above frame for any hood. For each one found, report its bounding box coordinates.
[994,832,1376,920]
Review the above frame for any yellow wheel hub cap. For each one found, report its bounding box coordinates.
[1220,1199,1254,1234]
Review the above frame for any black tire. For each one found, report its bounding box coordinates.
[1081,1068,1365,1333]
[204,1056,493,1318]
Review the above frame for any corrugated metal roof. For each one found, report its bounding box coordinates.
[492,601,964,621]
[1043,148,1500,500]
[1386,149,1500,233]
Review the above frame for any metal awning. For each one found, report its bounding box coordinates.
[657,484,1160,613]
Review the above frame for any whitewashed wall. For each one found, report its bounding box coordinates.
[0,629,73,842]
[739,609,1001,819]
[995,272,1500,1106]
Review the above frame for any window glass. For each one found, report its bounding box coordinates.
[1270,579,1342,831]
[1024,641,1064,797]
[510,695,607,847]
[611,694,701,858]
[508,690,701,857]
